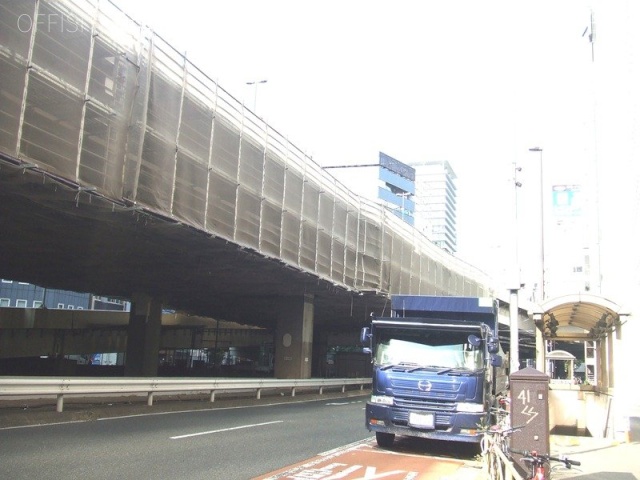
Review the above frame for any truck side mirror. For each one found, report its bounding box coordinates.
[486,334,500,354]
[360,327,371,345]
[468,334,482,347]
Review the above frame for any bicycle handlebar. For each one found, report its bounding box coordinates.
[509,448,581,469]
[484,423,526,435]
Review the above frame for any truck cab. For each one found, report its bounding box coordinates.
[362,295,507,448]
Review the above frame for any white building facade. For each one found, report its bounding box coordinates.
[413,161,458,255]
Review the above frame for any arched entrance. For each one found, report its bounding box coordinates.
[532,293,630,438]
[534,293,628,390]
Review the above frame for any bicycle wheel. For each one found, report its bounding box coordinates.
[488,444,505,480]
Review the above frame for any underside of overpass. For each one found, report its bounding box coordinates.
[0,0,489,377]
[0,308,276,358]
[0,156,387,334]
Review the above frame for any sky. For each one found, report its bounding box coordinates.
[113,0,639,302]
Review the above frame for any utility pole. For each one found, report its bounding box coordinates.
[529,147,545,302]
[510,162,523,373]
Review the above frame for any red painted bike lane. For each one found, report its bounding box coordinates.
[254,438,484,480]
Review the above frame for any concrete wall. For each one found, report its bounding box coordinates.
[549,385,613,438]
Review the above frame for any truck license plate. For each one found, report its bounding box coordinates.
[409,412,434,429]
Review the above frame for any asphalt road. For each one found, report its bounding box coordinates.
[0,393,375,480]
[5,392,635,479]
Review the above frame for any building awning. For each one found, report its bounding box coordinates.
[534,293,630,341]
[546,349,576,361]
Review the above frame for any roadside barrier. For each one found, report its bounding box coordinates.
[0,377,371,412]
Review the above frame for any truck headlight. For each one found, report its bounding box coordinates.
[371,395,394,405]
[457,402,484,413]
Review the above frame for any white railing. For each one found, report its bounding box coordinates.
[0,377,372,413]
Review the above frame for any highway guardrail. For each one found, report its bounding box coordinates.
[0,377,371,412]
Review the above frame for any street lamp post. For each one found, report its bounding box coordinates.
[510,163,523,374]
[246,79,267,112]
[509,287,520,373]
[529,147,545,302]
[513,162,523,277]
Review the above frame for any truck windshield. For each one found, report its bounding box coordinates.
[374,330,483,371]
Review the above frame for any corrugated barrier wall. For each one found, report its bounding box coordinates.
[0,0,491,298]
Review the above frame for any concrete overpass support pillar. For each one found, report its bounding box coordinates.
[274,294,314,379]
[124,293,162,377]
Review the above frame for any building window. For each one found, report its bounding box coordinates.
[0,298,9,307]
[68,305,74,309]
[16,299,28,308]
[33,301,43,308]
[1,279,12,283]
[57,303,64,309]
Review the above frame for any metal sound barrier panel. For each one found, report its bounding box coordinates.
[0,0,492,300]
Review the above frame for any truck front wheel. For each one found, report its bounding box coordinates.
[375,432,395,448]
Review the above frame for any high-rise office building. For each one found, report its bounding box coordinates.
[324,151,415,226]
[412,161,457,254]
[546,184,591,297]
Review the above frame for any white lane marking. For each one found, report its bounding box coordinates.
[170,420,283,439]
[0,420,87,431]
[97,395,367,422]
[2,394,369,430]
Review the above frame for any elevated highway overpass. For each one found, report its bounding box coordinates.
[0,309,273,359]
[1,0,634,444]
[0,0,497,377]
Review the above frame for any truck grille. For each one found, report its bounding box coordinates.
[390,377,461,401]
[394,397,456,412]
[391,409,453,427]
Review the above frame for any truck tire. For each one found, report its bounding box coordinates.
[375,432,395,448]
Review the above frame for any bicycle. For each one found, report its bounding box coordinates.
[480,423,522,480]
[490,395,512,430]
[509,448,581,480]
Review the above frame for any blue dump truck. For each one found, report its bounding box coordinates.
[361,295,508,448]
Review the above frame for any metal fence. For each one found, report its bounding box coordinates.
[0,376,371,412]
[0,0,490,298]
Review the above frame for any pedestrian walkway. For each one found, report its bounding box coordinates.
[548,427,640,479]
[447,417,640,480]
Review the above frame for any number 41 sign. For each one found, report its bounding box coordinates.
[516,388,540,424]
